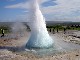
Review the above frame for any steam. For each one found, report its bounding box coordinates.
[11,22,27,38]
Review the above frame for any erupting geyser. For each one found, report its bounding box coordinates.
[26,0,54,49]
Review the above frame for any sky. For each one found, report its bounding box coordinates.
[0,0,80,22]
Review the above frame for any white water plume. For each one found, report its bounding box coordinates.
[26,0,54,49]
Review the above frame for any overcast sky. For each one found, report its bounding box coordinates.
[0,0,80,22]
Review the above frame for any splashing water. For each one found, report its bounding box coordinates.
[26,0,54,49]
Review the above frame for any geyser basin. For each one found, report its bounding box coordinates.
[26,0,54,49]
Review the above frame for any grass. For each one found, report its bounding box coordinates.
[47,25,80,31]
[0,24,80,34]
[0,26,10,34]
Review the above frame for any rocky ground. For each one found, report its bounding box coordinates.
[0,31,80,60]
[60,30,80,45]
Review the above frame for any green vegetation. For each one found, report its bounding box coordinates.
[0,26,10,34]
[47,24,80,31]
[0,24,80,34]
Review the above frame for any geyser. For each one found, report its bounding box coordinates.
[26,0,54,49]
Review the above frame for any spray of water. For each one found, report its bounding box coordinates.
[26,0,54,49]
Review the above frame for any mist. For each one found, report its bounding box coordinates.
[11,22,27,39]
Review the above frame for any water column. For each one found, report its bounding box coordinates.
[26,0,54,49]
